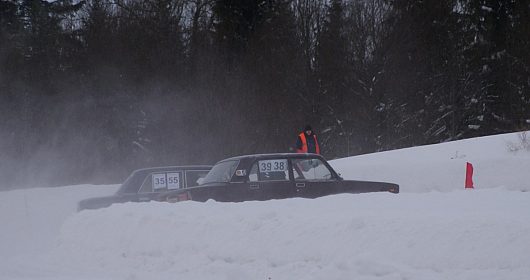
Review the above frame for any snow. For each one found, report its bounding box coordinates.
[1,131,530,280]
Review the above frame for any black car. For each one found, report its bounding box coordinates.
[78,165,212,211]
[161,153,398,203]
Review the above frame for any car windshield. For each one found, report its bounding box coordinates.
[117,170,145,194]
[201,160,239,184]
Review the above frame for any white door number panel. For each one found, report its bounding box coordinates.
[166,172,180,190]
[152,172,181,190]
[259,159,288,173]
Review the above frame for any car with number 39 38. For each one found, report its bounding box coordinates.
[160,153,398,203]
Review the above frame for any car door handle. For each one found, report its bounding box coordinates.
[296,183,305,188]
[249,184,259,190]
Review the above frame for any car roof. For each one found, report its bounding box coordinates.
[218,153,326,163]
[131,165,212,174]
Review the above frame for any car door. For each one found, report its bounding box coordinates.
[245,158,295,201]
[291,158,341,198]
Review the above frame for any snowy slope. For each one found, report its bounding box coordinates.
[332,132,530,192]
[1,131,529,280]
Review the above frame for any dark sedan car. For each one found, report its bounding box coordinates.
[78,165,212,211]
[161,153,398,203]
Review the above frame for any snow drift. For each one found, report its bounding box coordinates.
[1,131,529,280]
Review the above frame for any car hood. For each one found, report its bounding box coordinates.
[77,195,123,211]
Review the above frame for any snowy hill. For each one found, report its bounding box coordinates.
[332,131,530,193]
[1,131,529,280]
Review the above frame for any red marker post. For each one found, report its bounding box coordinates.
[465,162,474,189]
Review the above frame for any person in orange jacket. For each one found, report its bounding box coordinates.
[296,125,320,154]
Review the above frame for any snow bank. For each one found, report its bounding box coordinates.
[1,131,529,280]
[332,132,530,192]
[0,184,118,258]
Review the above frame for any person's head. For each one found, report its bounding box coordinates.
[304,125,312,135]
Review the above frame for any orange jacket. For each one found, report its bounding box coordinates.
[296,132,320,154]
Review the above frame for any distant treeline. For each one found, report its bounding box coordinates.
[0,0,528,188]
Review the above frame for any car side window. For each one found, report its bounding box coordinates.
[291,159,333,181]
[248,163,259,182]
[255,159,290,181]
[138,172,183,193]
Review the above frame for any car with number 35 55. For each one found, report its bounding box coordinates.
[78,165,212,211]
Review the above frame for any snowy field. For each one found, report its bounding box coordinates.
[1,131,529,280]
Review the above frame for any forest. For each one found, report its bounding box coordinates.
[0,0,529,189]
